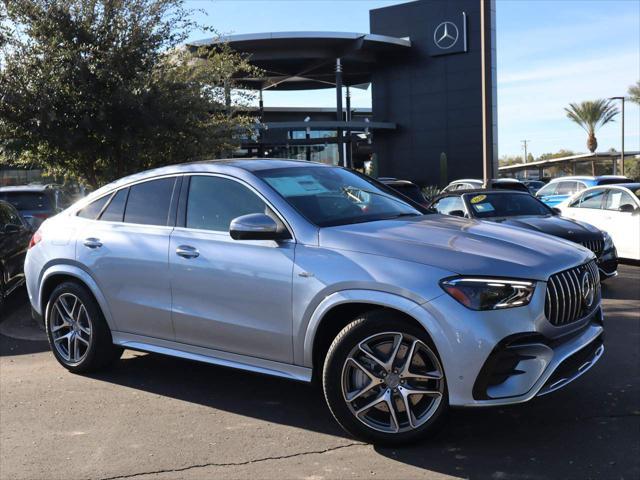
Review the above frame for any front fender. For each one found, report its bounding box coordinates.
[299,289,448,367]
[37,264,117,330]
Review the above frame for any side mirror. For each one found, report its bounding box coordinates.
[1,224,22,234]
[552,207,562,215]
[449,210,466,218]
[229,213,291,241]
[618,204,636,213]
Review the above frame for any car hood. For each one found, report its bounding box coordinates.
[320,214,593,281]
[487,215,602,243]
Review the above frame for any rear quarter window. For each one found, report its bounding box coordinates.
[77,195,112,219]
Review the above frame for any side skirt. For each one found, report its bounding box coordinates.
[112,332,312,383]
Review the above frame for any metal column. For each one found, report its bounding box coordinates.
[258,88,264,157]
[335,58,345,167]
[345,86,352,168]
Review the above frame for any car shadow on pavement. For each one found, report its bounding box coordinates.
[86,349,639,480]
[0,288,49,356]
[88,351,348,438]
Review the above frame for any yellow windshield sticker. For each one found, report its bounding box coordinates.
[470,195,486,204]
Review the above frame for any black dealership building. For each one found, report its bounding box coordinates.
[191,0,498,187]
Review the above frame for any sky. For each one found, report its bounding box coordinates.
[184,0,640,159]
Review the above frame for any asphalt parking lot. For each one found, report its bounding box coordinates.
[1,265,638,480]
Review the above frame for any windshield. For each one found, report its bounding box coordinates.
[256,166,421,227]
[463,192,552,218]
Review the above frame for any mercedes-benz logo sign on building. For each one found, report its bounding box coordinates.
[433,21,459,50]
[581,270,595,308]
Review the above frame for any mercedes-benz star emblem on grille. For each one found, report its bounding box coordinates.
[581,270,595,308]
[434,21,459,50]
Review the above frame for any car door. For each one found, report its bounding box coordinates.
[169,174,295,363]
[602,189,640,260]
[548,181,578,206]
[75,177,179,340]
[536,182,559,205]
[562,188,608,230]
[0,202,30,293]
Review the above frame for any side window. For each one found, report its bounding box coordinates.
[100,188,129,222]
[0,204,11,226]
[124,178,176,226]
[604,190,635,211]
[537,183,558,196]
[5,205,23,226]
[556,181,577,195]
[576,189,606,209]
[433,196,464,215]
[77,195,111,219]
[576,182,587,192]
[186,176,268,232]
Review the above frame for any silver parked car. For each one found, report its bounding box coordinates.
[25,160,604,444]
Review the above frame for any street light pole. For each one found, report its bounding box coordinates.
[609,96,625,176]
[521,139,530,179]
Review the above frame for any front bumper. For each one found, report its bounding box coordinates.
[597,247,618,280]
[418,282,604,408]
[472,313,604,404]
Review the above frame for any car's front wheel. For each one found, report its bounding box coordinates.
[322,311,448,444]
[45,281,122,373]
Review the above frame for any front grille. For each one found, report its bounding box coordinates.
[580,239,604,256]
[544,261,600,326]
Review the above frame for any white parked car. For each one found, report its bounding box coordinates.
[558,183,640,261]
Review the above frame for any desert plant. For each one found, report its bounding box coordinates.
[421,185,441,202]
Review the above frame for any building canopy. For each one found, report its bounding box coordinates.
[188,32,411,91]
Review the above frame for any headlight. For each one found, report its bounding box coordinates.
[440,277,536,310]
[602,231,614,250]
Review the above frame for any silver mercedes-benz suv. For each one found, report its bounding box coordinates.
[24,160,604,444]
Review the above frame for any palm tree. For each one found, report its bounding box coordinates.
[564,99,618,154]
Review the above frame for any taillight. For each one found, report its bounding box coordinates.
[28,230,42,249]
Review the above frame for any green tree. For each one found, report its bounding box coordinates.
[564,99,618,154]
[0,0,260,188]
[537,149,576,161]
[498,154,523,166]
[628,80,640,105]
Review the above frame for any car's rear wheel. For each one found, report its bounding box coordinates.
[323,311,448,444]
[45,281,122,373]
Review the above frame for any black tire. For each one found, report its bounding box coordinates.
[322,310,448,445]
[45,281,122,373]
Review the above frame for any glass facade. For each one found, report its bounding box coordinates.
[288,130,339,165]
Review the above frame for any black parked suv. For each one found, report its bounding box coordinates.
[0,200,31,309]
[428,189,618,280]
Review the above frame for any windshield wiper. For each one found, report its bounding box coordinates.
[382,212,422,220]
[341,186,419,210]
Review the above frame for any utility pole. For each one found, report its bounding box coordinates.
[521,140,530,179]
[609,96,625,176]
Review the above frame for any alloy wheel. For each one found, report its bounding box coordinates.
[341,331,444,434]
[50,293,93,364]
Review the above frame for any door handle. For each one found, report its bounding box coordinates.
[176,245,200,259]
[83,238,103,249]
